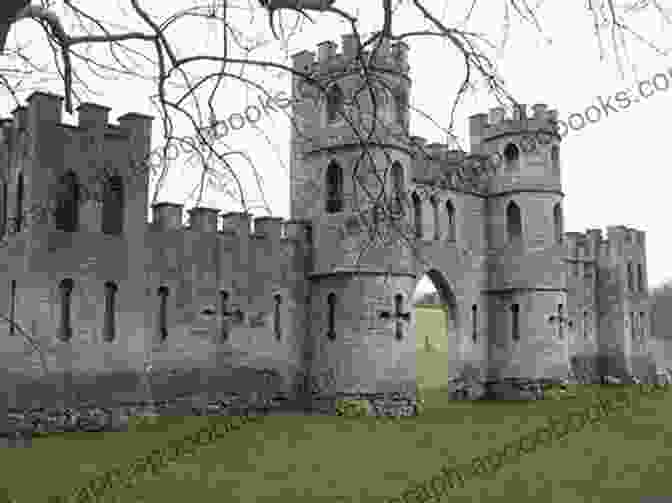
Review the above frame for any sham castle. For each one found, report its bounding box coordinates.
[0,34,664,409]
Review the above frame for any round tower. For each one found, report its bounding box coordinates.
[469,104,569,382]
[289,34,420,407]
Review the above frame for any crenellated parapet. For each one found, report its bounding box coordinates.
[149,204,311,243]
[564,226,648,289]
[468,103,560,151]
[149,203,313,256]
[410,138,492,193]
[291,32,410,77]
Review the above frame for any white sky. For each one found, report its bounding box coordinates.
[1,0,670,293]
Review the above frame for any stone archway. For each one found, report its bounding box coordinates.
[413,268,460,390]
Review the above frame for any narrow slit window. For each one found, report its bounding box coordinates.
[325,160,343,214]
[627,262,634,292]
[391,161,404,216]
[553,203,563,244]
[551,145,560,175]
[158,286,169,342]
[58,278,74,342]
[103,281,118,342]
[327,293,336,340]
[430,196,440,240]
[274,294,282,341]
[394,293,405,340]
[0,181,7,237]
[471,304,478,343]
[9,279,16,336]
[15,172,23,233]
[219,290,230,342]
[637,263,644,292]
[511,303,520,341]
[412,192,422,239]
[446,200,456,241]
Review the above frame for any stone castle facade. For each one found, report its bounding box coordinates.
[0,35,660,411]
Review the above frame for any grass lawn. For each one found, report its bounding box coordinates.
[1,308,671,502]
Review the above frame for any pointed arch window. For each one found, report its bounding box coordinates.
[412,192,422,239]
[553,203,563,244]
[102,175,124,235]
[640,312,646,339]
[627,262,634,292]
[325,160,343,214]
[326,84,344,123]
[273,293,282,341]
[584,310,589,339]
[630,311,636,340]
[446,200,456,241]
[390,161,405,215]
[503,143,520,171]
[511,303,520,341]
[15,172,23,233]
[58,278,74,342]
[430,196,440,240]
[506,200,522,243]
[158,286,169,342]
[103,281,118,342]
[55,171,80,232]
[327,293,337,340]
[551,145,560,175]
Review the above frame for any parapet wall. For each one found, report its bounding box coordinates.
[150,203,311,243]
[469,104,559,152]
[291,33,409,75]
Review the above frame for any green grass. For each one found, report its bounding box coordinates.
[414,305,453,389]
[2,309,671,502]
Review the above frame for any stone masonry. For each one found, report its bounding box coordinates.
[0,34,664,419]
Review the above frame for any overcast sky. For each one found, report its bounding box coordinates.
[1,0,669,294]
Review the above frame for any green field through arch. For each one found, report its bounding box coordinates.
[413,272,457,391]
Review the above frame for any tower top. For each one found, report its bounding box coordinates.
[291,32,410,77]
[468,103,560,149]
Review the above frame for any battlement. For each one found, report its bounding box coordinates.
[291,32,409,76]
[150,203,311,243]
[469,104,560,149]
[564,226,647,264]
[0,92,153,136]
[606,225,646,255]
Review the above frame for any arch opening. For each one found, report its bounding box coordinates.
[412,269,459,391]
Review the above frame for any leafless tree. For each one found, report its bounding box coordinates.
[0,0,670,275]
